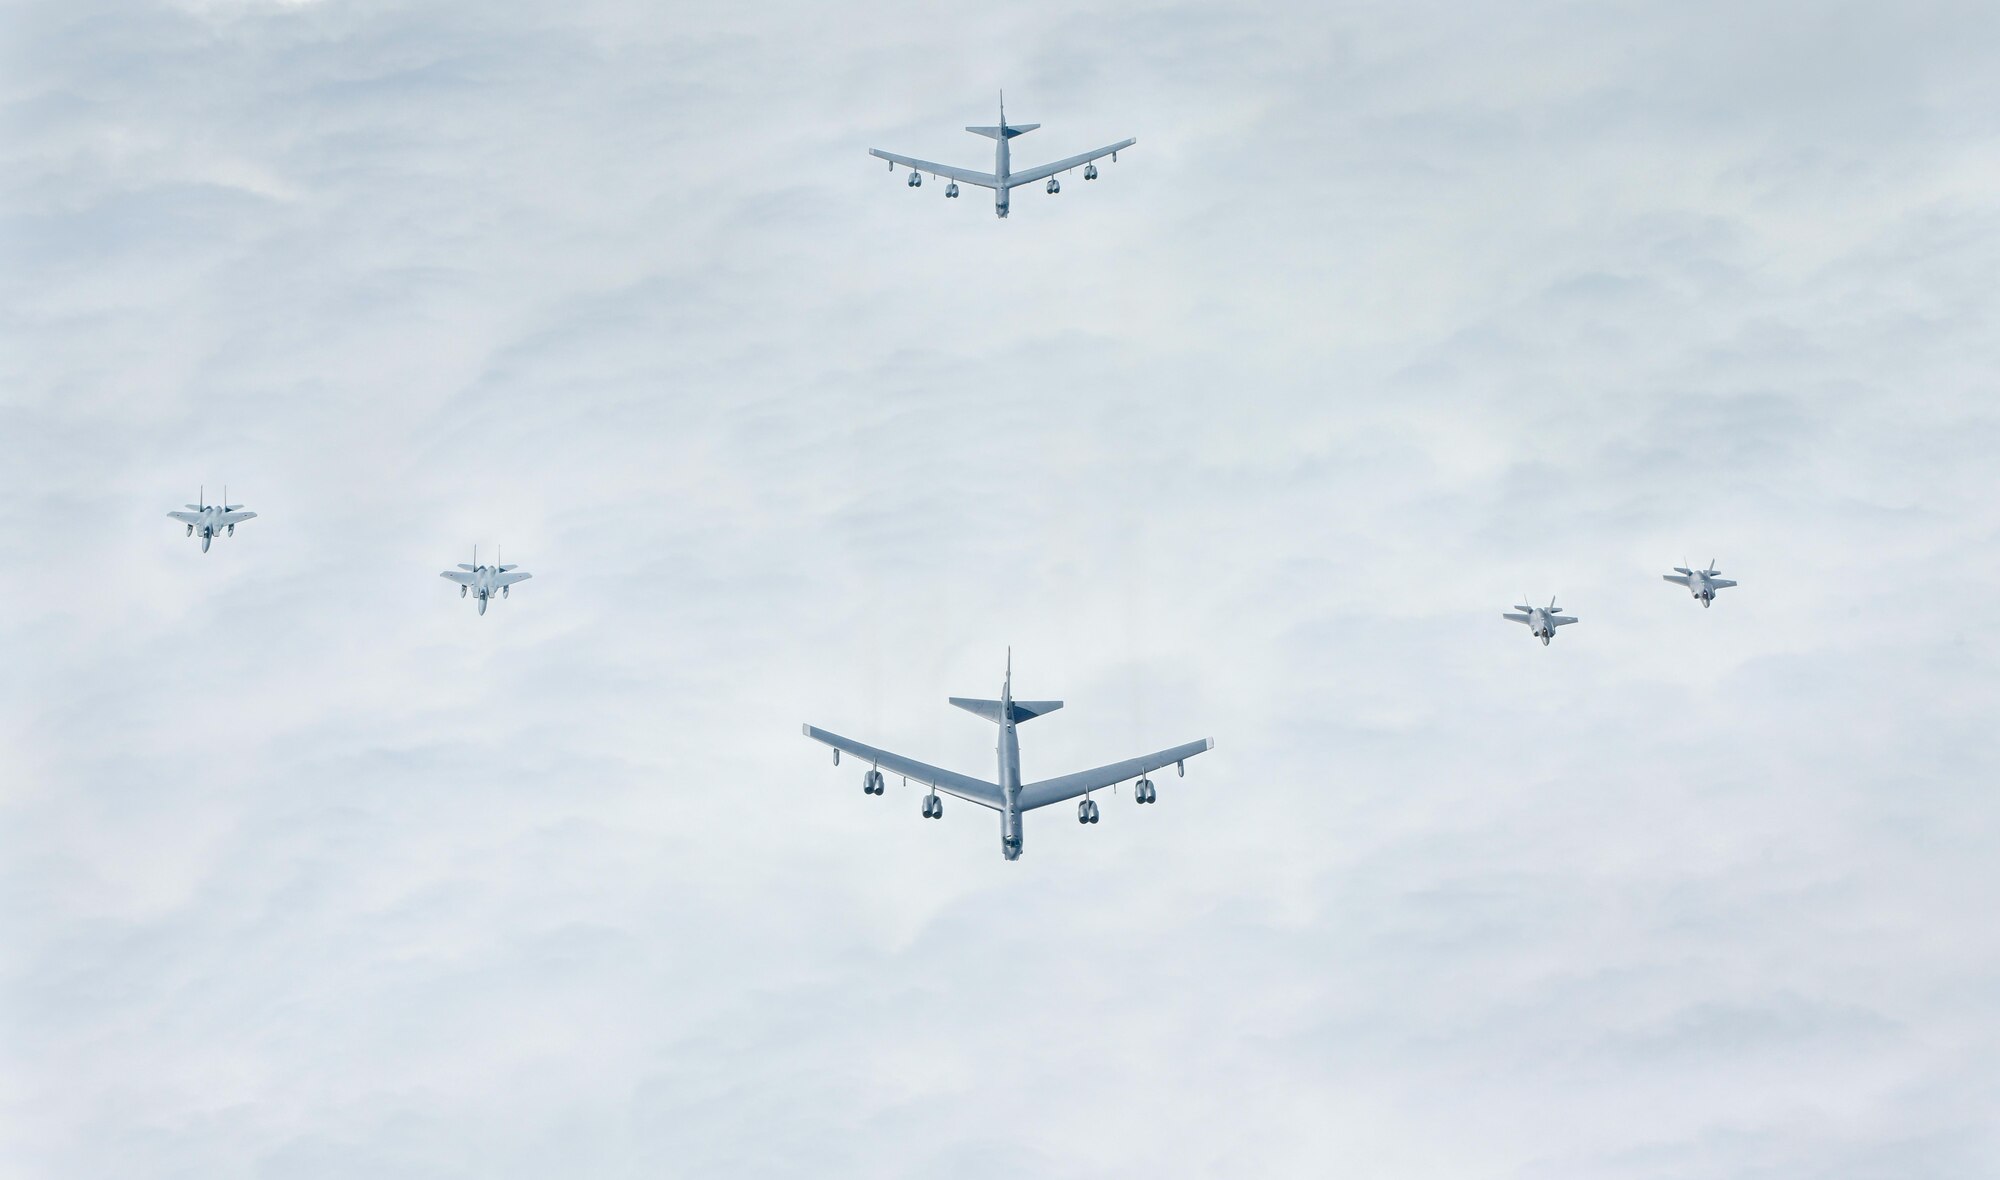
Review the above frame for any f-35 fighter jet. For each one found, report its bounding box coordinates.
[168,486,256,553]
[1664,560,1736,608]
[440,546,531,616]
[804,652,1211,861]
[1504,596,1579,646]
[870,93,1134,219]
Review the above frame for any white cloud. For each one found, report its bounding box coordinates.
[5,0,1998,1176]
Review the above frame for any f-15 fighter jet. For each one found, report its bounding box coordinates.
[167,486,256,553]
[440,546,531,616]
[1504,596,1579,646]
[804,652,1212,861]
[870,93,1134,219]
[1664,560,1737,608]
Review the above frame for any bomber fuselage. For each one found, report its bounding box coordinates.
[997,677,1024,858]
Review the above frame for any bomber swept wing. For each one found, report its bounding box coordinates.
[802,724,1004,810]
[867,150,999,189]
[1003,139,1136,189]
[1016,738,1213,811]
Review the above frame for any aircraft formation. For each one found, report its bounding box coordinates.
[164,96,1740,862]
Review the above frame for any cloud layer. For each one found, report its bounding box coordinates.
[6,0,1999,1175]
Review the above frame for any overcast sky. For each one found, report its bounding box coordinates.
[5,0,2000,1176]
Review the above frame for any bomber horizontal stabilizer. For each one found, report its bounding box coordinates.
[964,123,1039,139]
[948,697,1064,724]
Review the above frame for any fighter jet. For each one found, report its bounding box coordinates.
[440,546,531,616]
[870,93,1134,219]
[167,486,256,553]
[803,652,1212,861]
[1504,596,1579,646]
[1664,559,1737,608]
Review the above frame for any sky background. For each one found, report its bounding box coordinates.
[5,0,2000,1175]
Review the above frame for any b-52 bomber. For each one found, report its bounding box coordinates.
[804,653,1212,861]
[167,487,256,553]
[1504,596,1579,646]
[870,94,1134,219]
[440,546,531,616]
[1664,560,1736,608]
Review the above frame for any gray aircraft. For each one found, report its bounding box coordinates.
[1664,560,1736,608]
[167,486,256,553]
[440,546,531,615]
[870,94,1135,219]
[803,653,1212,861]
[1504,596,1579,646]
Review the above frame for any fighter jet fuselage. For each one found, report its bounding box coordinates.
[441,546,532,616]
[167,487,255,553]
[1665,562,1737,608]
[1505,597,1578,646]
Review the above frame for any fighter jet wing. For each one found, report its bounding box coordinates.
[867,150,999,189]
[1711,579,1737,589]
[1016,737,1212,811]
[1003,138,1137,189]
[802,724,1003,809]
[440,570,477,585]
[495,570,532,586]
[219,511,257,525]
[1552,615,1580,626]
[1503,612,1533,623]
[1662,574,1692,586]
[167,511,202,523]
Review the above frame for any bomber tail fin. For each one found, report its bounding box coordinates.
[971,93,1038,139]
